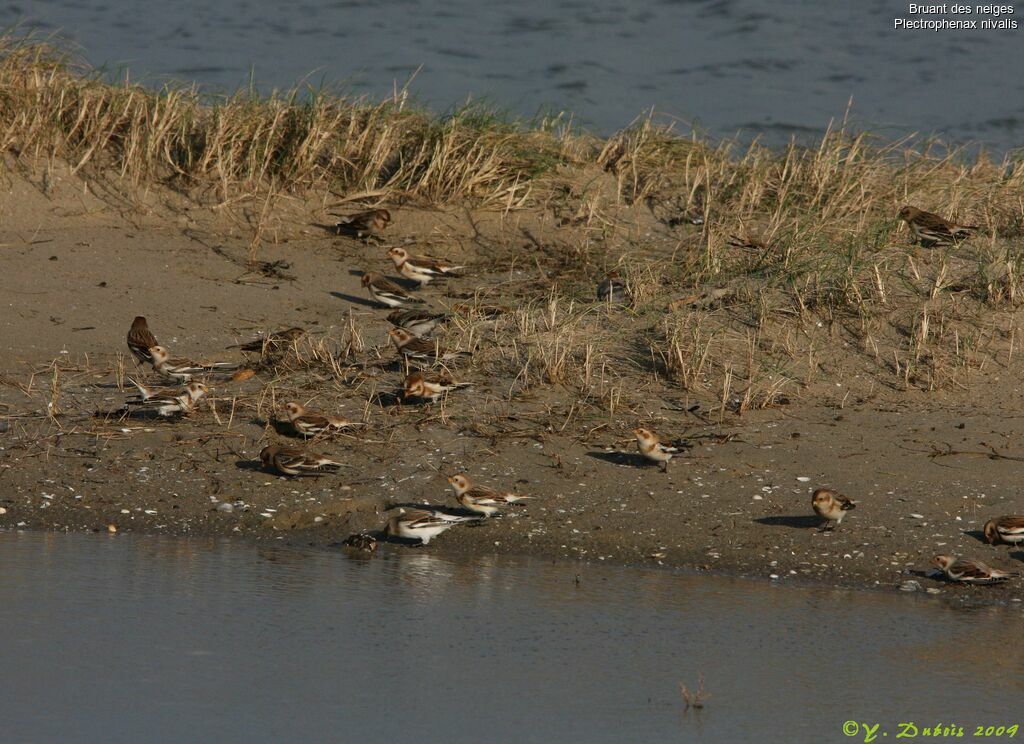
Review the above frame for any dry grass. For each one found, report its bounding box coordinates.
[0,35,578,209]
[4,36,1024,416]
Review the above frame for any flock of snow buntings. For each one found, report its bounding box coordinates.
[115,205,1018,584]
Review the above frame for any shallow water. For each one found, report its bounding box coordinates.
[9,0,1024,148]
[0,531,1021,743]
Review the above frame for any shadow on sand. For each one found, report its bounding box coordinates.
[754,515,824,529]
[586,450,653,468]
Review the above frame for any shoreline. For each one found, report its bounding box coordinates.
[2,503,1019,608]
[4,374,1024,604]
[3,42,1024,606]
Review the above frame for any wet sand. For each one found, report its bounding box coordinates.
[3,162,1024,603]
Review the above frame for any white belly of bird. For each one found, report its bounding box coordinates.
[462,499,499,517]
[401,522,451,544]
[645,446,671,462]
[407,319,441,336]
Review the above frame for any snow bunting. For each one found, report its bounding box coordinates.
[333,208,391,238]
[899,206,977,247]
[386,247,463,286]
[259,444,343,476]
[596,273,629,305]
[811,488,856,530]
[361,272,425,309]
[387,309,448,338]
[931,554,1015,584]
[388,328,469,364]
[126,376,183,402]
[632,427,679,472]
[403,371,472,402]
[284,402,362,437]
[983,515,1024,546]
[451,303,509,319]
[341,533,378,554]
[228,327,305,354]
[448,473,530,517]
[124,381,207,417]
[386,508,475,545]
[149,346,238,382]
[126,316,159,365]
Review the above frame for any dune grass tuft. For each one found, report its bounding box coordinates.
[4,35,1024,411]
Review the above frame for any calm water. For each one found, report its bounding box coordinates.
[1,531,1022,743]
[8,0,1024,148]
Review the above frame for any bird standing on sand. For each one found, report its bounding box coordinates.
[284,402,362,437]
[811,488,856,530]
[386,508,475,545]
[388,328,469,364]
[259,444,343,476]
[403,371,472,402]
[126,376,184,402]
[632,427,679,472]
[124,381,208,418]
[333,208,391,239]
[931,555,1015,584]
[447,473,530,517]
[148,346,238,382]
[228,327,305,354]
[983,515,1024,546]
[361,272,426,309]
[126,316,159,365]
[450,303,509,319]
[387,309,448,338]
[386,247,463,286]
[898,205,977,247]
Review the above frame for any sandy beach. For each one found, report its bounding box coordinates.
[3,149,1024,604]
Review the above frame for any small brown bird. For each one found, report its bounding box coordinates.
[811,488,856,530]
[983,515,1024,546]
[123,381,208,418]
[931,555,1015,584]
[149,346,239,382]
[596,273,629,305]
[341,533,379,554]
[632,427,679,472]
[259,444,343,476]
[403,371,472,402]
[127,316,159,365]
[228,327,305,354]
[448,473,530,517]
[898,205,977,247]
[126,376,184,402]
[387,309,449,338]
[388,328,469,364]
[361,272,425,309]
[450,303,509,319]
[387,247,463,286]
[284,402,362,437]
[333,208,391,238]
